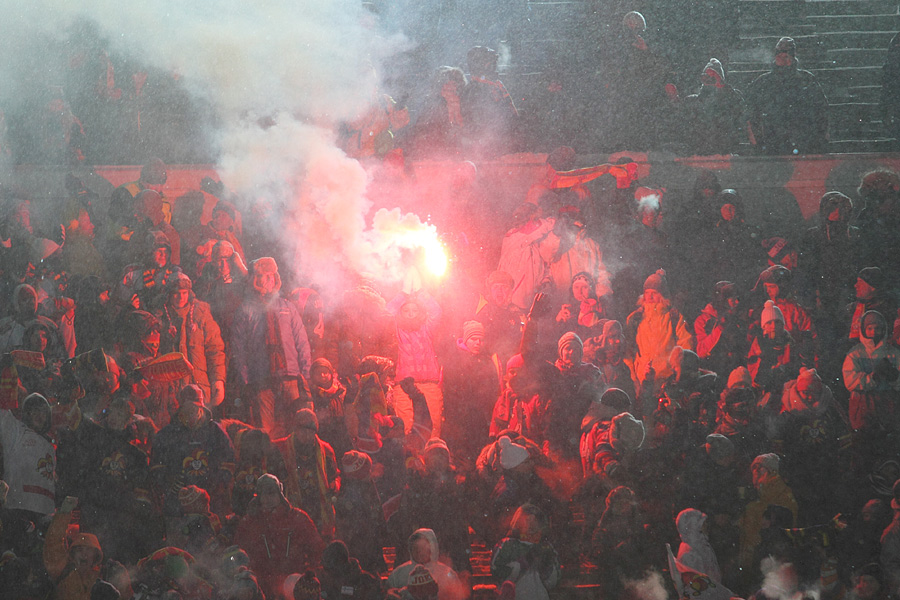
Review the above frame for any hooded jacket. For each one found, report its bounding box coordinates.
[0,395,55,514]
[387,529,465,600]
[842,311,900,430]
[676,508,721,583]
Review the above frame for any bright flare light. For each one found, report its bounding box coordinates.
[405,227,448,277]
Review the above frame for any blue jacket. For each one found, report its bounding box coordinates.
[232,294,311,385]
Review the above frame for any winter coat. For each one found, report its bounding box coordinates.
[442,342,502,463]
[386,291,442,382]
[43,510,102,600]
[232,294,311,385]
[235,501,324,600]
[739,475,798,570]
[150,417,235,512]
[842,338,900,431]
[748,332,800,393]
[676,508,722,582]
[491,537,560,600]
[490,389,546,442]
[746,65,829,155]
[335,476,388,573]
[683,83,746,155]
[626,302,694,385]
[0,408,55,514]
[498,218,555,311]
[158,297,226,401]
[387,528,466,600]
[311,380,353,460]
[273,435,338,538]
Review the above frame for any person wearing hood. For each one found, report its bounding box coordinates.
[387,529,466,600]
[800,191,860,313]
[498,203,556,313]
[676,508,722,583]
[43,496,104,600]
[708,190,767,289]
[843,310,900,439]
[0,282,64,356]
[443,320,502,472]
[777,368,850,524]
[0,393,55,518]
[116,230,182,312]
[150,384,235,518]
[235,474,324,600]
[157,273,226,407]
[308,358,353,460]
[232,257,311,437]
[695,281,750,379]
[746,36,829,155]
[580,388,632,478]
[847,267,898,344]
[682,58,746,155]
[857,170,900,283]
[625,269,695,399]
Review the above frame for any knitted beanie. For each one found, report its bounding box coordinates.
[293,570,321,600]
[462,321,485,345]
[643,269,669,297]
[558,331,583,356]
[858,266,885,289]
[760,300,785,327]
[610,413,645,452]
[341,450,372,480]
[178,485,210,515]
[294,408,319,433]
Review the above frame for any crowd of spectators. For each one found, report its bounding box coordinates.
[2,136,900,600]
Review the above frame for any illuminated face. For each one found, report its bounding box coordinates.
[490,283,511,307]
[751,463,771,488]
[253,272,277,295]
[258,488,281,511]
[170,288,190,309]
[559,344,581,367]
[142,331,160,356]
[572,278,591,303]
[27,328,48,353]
[465,333,483,355]
[775,52,793,67]
[411,538,432,564]
[151,247,169,268]
[764,283,780,300]
[644,289,663,305]
[726,296,740,310]
[179,402,204,428]
[762,320,783,338]
[216,256,231,280]
[401,303,421,321]
[796,378,820,403]
[865,320,885,341]
[856,278,875,300]
[70,546,98,571]
[720,204,736,221]
[311,366,333,389]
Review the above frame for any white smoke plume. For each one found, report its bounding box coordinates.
[1,1,443,294]
[623,569,673,600]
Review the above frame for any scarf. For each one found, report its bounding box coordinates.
[284,436,334,536]
[265,299,287,376]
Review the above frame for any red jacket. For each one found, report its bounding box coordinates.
[235,502,324,600]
